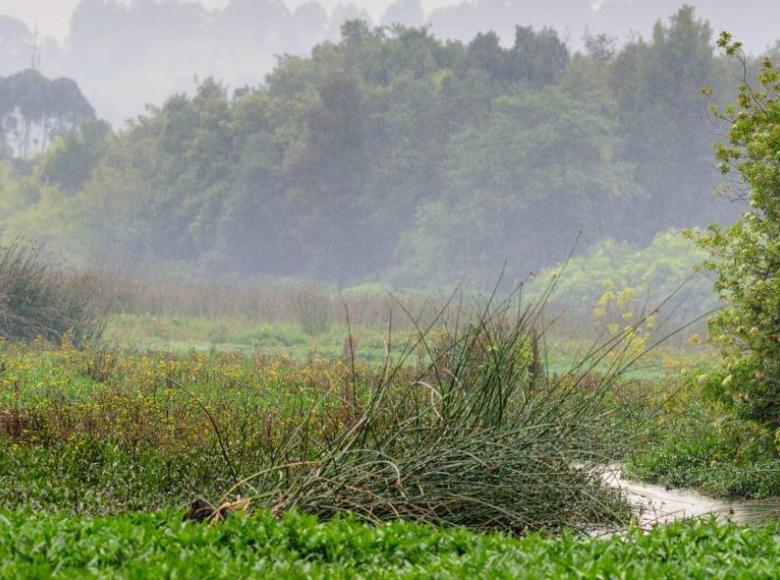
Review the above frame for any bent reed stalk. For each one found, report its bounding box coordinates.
[205,282,644,535]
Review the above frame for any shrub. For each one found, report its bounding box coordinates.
[700,36,780,425]
[0,237,105,346]
[528,229,715,332]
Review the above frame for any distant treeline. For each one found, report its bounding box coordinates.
[0,8,758,286]
[2,0,779,124]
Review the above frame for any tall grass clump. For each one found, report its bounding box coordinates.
[292,283,333,335]
[0,238,105,346]
[206,288,638,534]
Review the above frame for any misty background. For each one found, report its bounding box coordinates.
[0,1,777,319]
[1,0,779,125]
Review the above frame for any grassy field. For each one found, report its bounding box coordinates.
[0,335,634,521]
[104,314,397,362]
[104,313,715,380]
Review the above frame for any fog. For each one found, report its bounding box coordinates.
[1,1,778,125]
[0,0,774,313]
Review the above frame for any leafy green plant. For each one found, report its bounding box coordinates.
[530,229,715,328]
[1,510,779,578]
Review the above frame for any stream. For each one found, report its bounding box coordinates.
[601,465,780,529]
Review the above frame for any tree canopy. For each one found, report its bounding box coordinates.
[0,69,95,159]
[0,8,753,288]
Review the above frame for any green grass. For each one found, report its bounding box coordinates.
[104,314,394,362]
[0,441,231,515]
[3,318,779,575]
[624,375,780,499]
[104,315,716,380]
[0,321,636,533]
[625,415,780,499]
[2,510,780,578]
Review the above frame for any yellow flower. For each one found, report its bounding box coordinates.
[597,291,615,307]
[616,287,635,309]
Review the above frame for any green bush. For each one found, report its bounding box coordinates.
[700,36,780,426]
[529,229,715,325]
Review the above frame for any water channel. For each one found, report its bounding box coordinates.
[601,465,780,529]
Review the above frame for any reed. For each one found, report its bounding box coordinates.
[210,288,637,534]
[0,238,105,346]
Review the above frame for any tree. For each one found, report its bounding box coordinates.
[382,0,424,27]
[584,34,617,63]
[612,6,730,241]
[700,34,780,425]
[3,12,756,289]
[0,70,95,158]
[392,88,636,286]
[509,26,569,86]
[465,27,570,86]
[40,120,111,193]
[466,31,512,85]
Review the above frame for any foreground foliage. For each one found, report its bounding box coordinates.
[1,510,779,579]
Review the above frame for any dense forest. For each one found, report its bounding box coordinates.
[0,6,767,286]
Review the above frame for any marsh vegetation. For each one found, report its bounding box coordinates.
[1,3,780,577]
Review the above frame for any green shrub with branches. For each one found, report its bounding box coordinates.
[700,34,780,425]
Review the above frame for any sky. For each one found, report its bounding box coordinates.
[0,0,464,41]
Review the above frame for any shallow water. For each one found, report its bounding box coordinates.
[601,465,780,528]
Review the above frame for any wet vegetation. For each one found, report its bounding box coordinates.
[1,3,780,577]
[0,237,105,345]
[3,512,780,578]
[0,289,637,530]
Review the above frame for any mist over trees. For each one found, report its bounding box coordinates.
[0,69,95,159]
[0,6,760,288]
[1,1,780,126]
